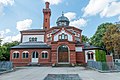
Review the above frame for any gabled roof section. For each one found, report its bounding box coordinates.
[52,27,74,36]
[47,26,82,35]
[47,26,82,32]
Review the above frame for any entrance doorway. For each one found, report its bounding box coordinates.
[58,45,69,63]
[32,51,38,63]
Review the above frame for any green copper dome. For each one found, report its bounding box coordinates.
[56,13,70,26]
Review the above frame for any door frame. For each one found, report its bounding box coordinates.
[31,51,39,63]
[57,44,70,64]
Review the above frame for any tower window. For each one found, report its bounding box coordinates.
[46,19,47,22]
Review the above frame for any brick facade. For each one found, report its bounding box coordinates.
[10,49,51,66]
[10,2,111,67]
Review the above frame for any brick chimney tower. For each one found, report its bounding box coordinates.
[43,2,51,30]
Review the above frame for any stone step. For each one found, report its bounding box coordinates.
[27,63,40,66]
[53,63,75,67]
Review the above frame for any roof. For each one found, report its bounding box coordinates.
[11,42,51,49]
[20,29,46,32]
[56,13,70,26]
[56,15,69,22]
[82,43,104,50]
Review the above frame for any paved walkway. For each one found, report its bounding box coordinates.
[0,67,120,80]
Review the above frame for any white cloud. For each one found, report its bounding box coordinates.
[70,18,87,28]
[2,34,20,44]
[64,12,87,28]
[0,19,32,44]
[5,29,11,33]
[0,30,5,38]
[64,12,76,21]
[83,0,120,17]
[0,0,14,15]
[100,1,120,17]
[43,0,62,5]
[118,16,120,21]
[16,19,32,31]
[11,34,20,41]
[0,28,20,44]
[0,29,11,38]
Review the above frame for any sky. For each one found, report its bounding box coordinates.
[0,0,120,44]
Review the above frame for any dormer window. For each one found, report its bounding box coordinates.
[29,37,37,42]
[29,37,32,42]
[35,37,37,42]
[32,37,34,41]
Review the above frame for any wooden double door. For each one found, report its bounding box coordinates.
[58,52,69,62]
[58,45,69,63]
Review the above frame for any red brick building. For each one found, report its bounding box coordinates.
[10,2,112,67]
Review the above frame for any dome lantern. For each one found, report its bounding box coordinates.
[56,12,70,27]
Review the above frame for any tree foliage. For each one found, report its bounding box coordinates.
[90,23,114,48]
[0,41,20,61]
[102,24,120,56]
[0,38,2,46]
[82,35,89,43]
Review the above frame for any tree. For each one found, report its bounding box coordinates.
[0,38,2,46]
[0,46,7,60]
[0,41,20,61]
[103,24,120,58]
[90,23,114,48]
[82,35,89,43]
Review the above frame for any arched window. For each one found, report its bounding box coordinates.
[41,51,48,59]
[35,37,37,42]
[61,33,65,39]
[22,51,29,58]
[91,54,94,59]
[65,35,68,39]
[88,53,91,59]
[59,33,68,40]
[32,51,38,58]
[12,51,20,59]
[29,37,37,42]
[32,37,34,42]
[87,51,94,60]
[29,37,32,42]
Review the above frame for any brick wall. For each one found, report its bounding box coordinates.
[10,48,51,67]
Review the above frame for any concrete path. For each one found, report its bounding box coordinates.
[0,67,120,80]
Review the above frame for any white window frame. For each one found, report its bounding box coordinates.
[22,51,29,59]
[41,51,48,59]
[12,51,20,59]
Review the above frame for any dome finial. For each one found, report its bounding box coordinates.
[62,11,64,16]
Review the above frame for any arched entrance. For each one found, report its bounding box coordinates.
[58,45,69,63]
[31,51,38,63]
